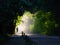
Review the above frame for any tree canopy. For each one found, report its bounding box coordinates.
[0,0,60,36]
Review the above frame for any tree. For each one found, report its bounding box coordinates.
[0,0,60,36]
[30,10,55,35]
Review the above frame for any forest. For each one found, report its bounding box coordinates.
[0,0,60,37]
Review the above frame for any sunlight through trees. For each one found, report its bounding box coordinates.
[15,10,55,35]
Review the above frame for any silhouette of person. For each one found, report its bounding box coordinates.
[21,31,25,37]
[16,27,18,32]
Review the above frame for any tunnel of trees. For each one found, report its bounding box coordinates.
[0,0,60,37]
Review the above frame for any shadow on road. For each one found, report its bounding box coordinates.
[21,32,37,45]
[0,32,37,45]
[0,34,11,45]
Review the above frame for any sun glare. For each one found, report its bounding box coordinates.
[15,11,34,35]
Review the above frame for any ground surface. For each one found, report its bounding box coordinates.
[7,34,60,45]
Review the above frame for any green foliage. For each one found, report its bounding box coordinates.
[16,15,22,26]
[30,10,55,35]
[30,24,35,32]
